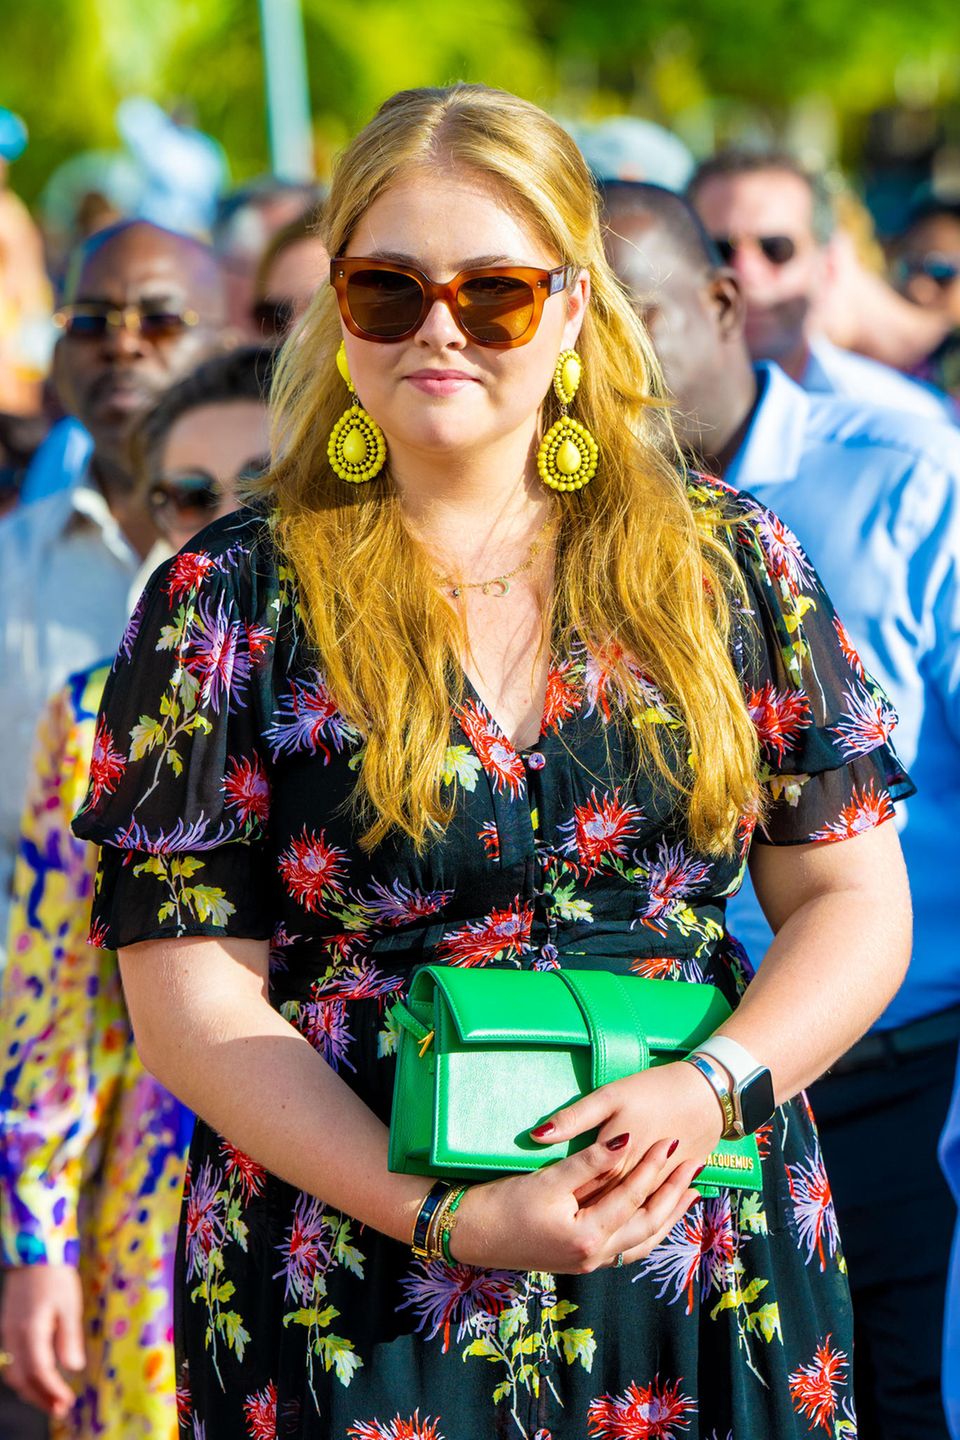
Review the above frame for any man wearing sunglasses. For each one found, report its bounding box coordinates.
[0,220,226,975]
[604,180,960,1440]
[688,149,953,423]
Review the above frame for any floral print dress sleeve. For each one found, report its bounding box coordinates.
[72,522,279,948]
[695,477,915,847]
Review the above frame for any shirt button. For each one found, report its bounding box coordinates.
[526,751,546,771]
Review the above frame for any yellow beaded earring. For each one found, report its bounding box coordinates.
[327,341,387,483]
[536,349,598,492]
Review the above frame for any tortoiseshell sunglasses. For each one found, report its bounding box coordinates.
[330,257,577,348]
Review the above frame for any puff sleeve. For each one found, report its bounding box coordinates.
[71,516,280,948]
[720,484,915,844]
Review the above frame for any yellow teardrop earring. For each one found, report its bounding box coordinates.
[536,349,599,492]
[327,341,387,483]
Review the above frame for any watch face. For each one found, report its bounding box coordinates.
[739,1068,775,1135]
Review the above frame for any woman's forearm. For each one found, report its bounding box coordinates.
[120,939,430,1245]
[721,832,912,1103]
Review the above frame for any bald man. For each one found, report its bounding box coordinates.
[0,221,226,969]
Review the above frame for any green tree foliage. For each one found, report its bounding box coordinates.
[0,0,956,204]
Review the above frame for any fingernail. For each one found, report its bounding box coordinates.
[606,1132,630,1151]
[693,1163,705,1178]
[667,1138,679,1157]
[530,1122,555,1139]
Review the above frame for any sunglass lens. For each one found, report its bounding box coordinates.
[458,275,535,342]
[760,236,796,265]
[150,478,221,515]
[346,268,424,338]
[66,311,108,339]
[139,311,189,340]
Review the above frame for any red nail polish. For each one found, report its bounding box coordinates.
[530,1122,555,1139]
[693,1163,705,1178]
[667,1138,679,1157]
[606,1132,630,1151]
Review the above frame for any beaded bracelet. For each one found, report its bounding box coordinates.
[439,1185,468,1263]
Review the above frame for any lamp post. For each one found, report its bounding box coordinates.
[257,0,314,180]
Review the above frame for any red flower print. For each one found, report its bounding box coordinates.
[223,753,271,825]
[220,1138,266,1203]
[559,787,644,879]
[163,549,216,601]
[175,1369,192,1426]
[788,1335,849,1434]
[88,917,110,949]
[582,643,665,726]
[753,509,814,598]
[244,620,274,661]
[347,1414,444,1440]
[832,616,865,679]
[243,1380,277,1440]
[437,898,533,967]
[747,681,811,762]
[587,1374,696,1438]
[455,699,526,797]
[278,827,348,913]
[831,683,897,758]
[811,779,895,842]
[542,660,581,732]
[786,1150,839,1271]
[478,821,499,860]
[88,717,126,805]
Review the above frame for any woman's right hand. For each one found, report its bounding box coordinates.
[1,1263,85,1417]
[449,1137,700,1274]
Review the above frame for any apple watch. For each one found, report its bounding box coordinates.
[687,1035,775,1138]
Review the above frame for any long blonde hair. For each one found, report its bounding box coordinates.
[261,83,759,855]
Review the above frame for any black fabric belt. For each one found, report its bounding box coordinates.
[828,1005,960,1076]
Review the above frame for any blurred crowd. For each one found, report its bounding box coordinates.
[0,96,958,1440]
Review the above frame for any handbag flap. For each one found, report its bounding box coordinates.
[421,966,589,1046]
[615,973,733,1049]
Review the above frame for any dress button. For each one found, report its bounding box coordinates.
[526,751,546,771]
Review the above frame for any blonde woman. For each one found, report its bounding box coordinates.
[73,85,912,1439]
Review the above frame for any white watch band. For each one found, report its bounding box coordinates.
[692,1035,763,1091]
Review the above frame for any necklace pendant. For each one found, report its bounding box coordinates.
[482,578,510,598]
[451,586,462,598]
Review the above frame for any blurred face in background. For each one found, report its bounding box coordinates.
[54,223,226,474]
[692,169,828,366]
[148,397,270,552]
[253,232,329,341]
[216,189,319,338]
[895,212,960,325]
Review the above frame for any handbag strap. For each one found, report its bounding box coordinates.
[556,971,649,1088]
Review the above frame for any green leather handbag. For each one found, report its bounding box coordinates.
[387,965,762,1198]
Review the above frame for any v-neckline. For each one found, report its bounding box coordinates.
[459,665,549,755]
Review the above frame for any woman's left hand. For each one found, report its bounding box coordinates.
[531,1060,726,1204]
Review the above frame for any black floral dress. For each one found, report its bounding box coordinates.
[74,477,912,1440]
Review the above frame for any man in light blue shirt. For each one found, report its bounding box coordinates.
[688,149,954,423]
[605,181,960,1439]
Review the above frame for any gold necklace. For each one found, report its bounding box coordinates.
[437,512,558,598]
